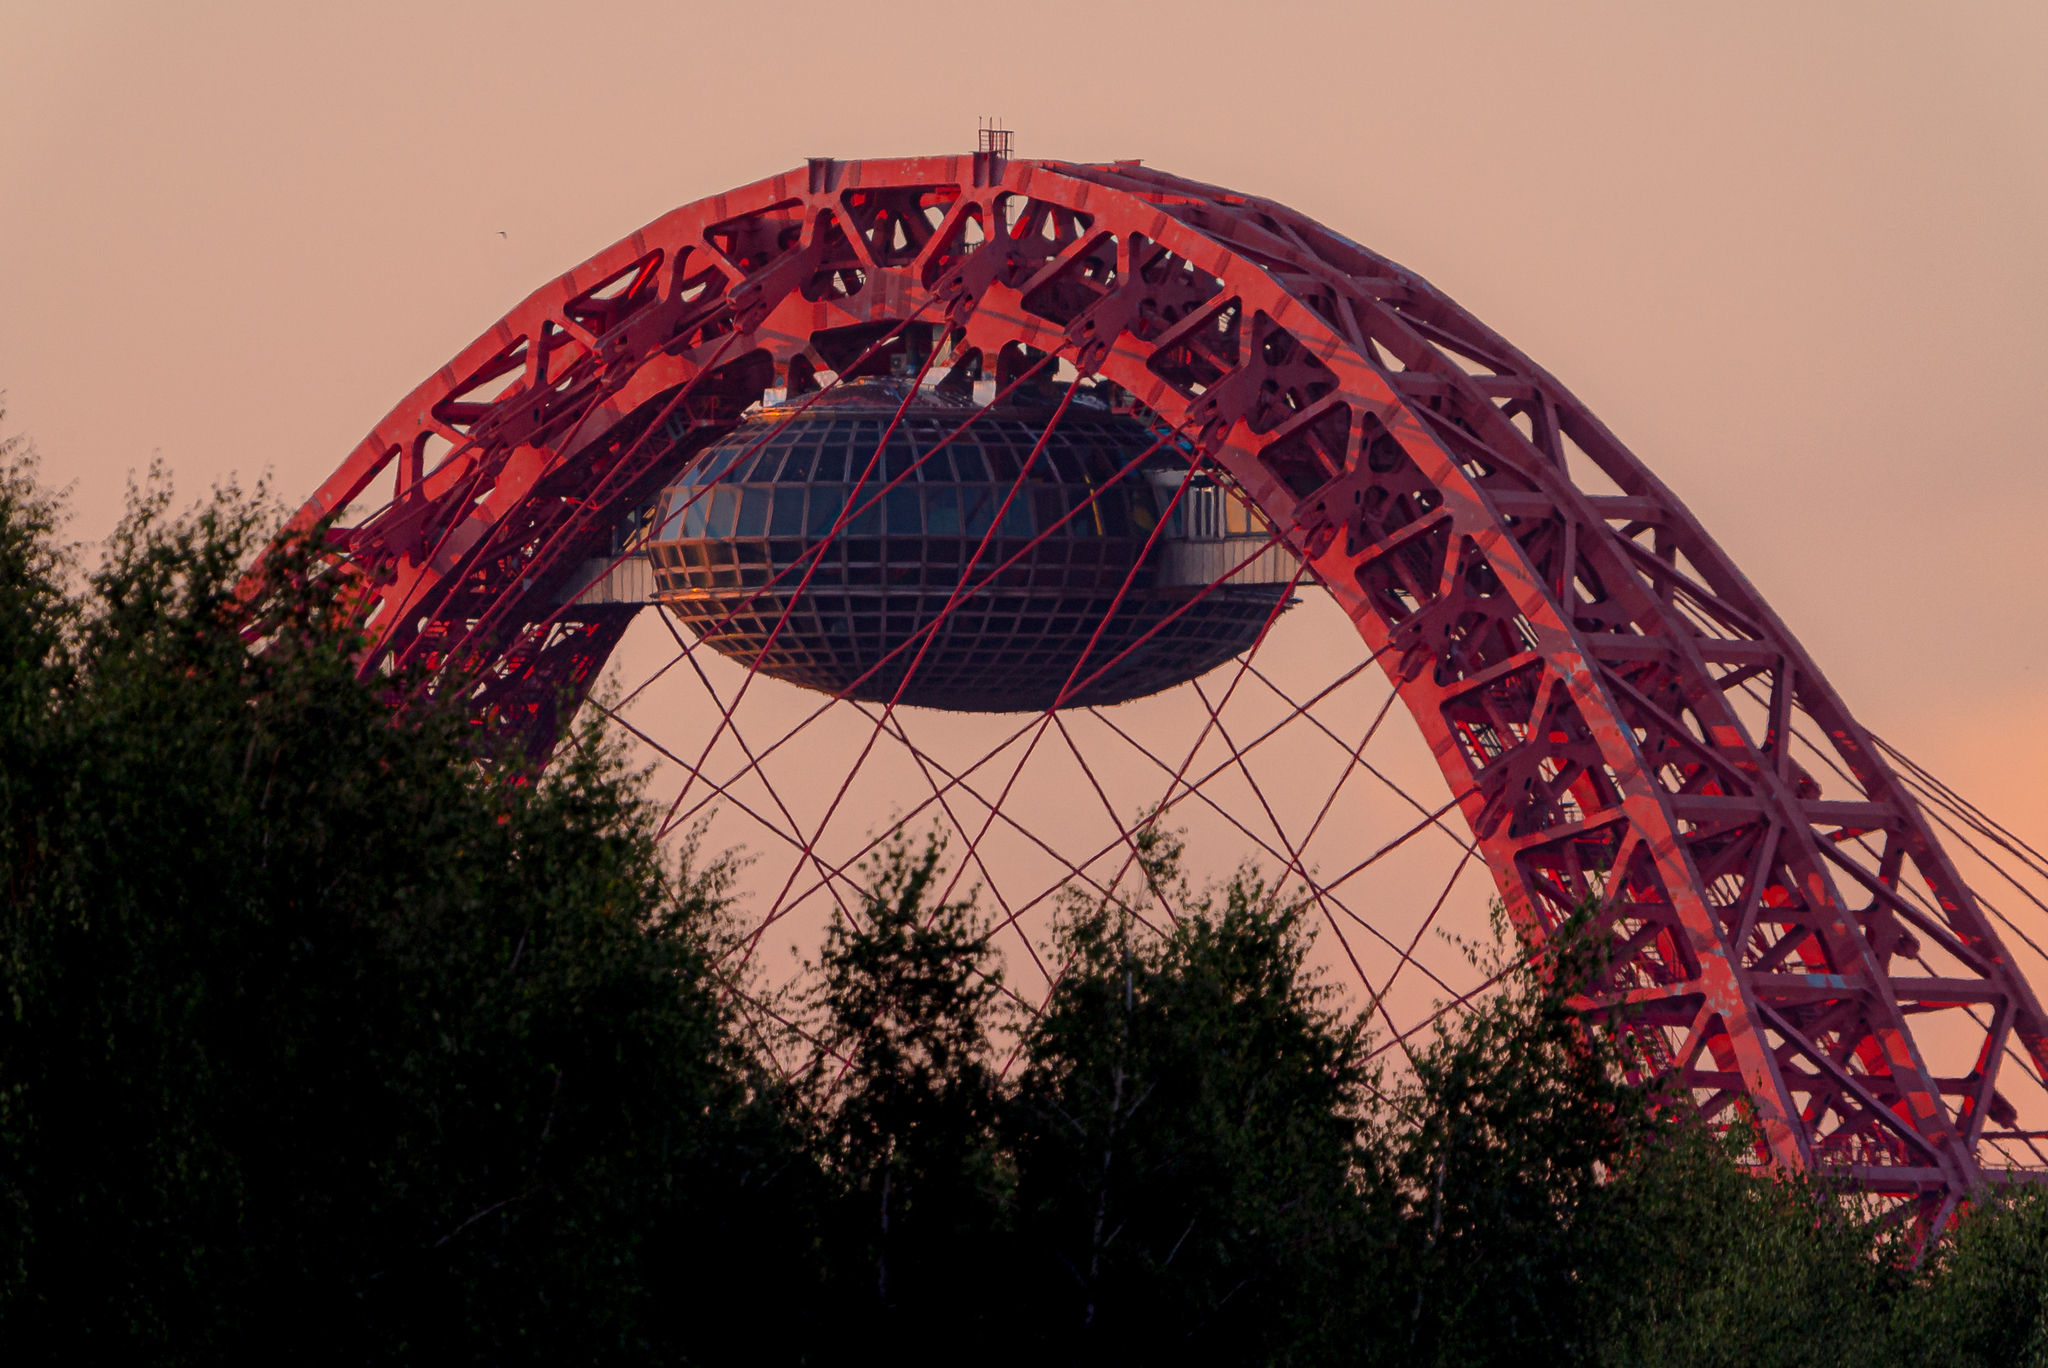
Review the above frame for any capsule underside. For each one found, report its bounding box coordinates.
[639,386,1292,712]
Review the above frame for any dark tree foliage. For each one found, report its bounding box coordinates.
[1004,830,1394,1361]
[799,830,1012,1350]
[1893,1184,2048,1368]
[0,451,812,1360]
[3,426,2044,1364]
[1575,1124,1904,1368]
[1385,907,1664,1363]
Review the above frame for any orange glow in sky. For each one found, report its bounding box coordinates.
[4,4,2046,1092]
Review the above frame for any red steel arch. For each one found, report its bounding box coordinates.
[280,153,2048,1214]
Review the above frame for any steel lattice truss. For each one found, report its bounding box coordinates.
[275,151,2048,1217]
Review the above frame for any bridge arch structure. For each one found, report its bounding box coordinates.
[281,152,2048,1217]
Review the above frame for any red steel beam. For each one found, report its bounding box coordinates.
[271,152,2048,1211]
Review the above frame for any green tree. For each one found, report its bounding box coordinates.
[1006,830,1393,1362]
[1576,1124,1900,1368]
[1383,906,1667,1366]
[801,827,1011,1348]
[1396,907,1902,1368]
[0,452,814,1360]
[17,417,2043,1365]
[1893,1182,2048,1368]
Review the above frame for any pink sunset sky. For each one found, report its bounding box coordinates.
[3,3,2045,1055]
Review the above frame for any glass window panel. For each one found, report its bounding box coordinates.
[740,450,778,482]
[885,485,921,535]
[1000,489,1033,538]
[806,484,845,537]
[845,487,881,537]
[660,495,688,540]
[925,486,961,535]
[1033,488,1066,534]
[847,444,883,481]
[770,485,805,536]
[1099,487,1132,538]
[1226,497,1251,535]
[963,487,996,537]
[921,448,955,483]
[952,446,988,482]
[736,486,770,537]
[707,487,737,538]
[785,447,819,481]
[817,446,848,482]
[1069,489,1101,536]
[885,441,916,481]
